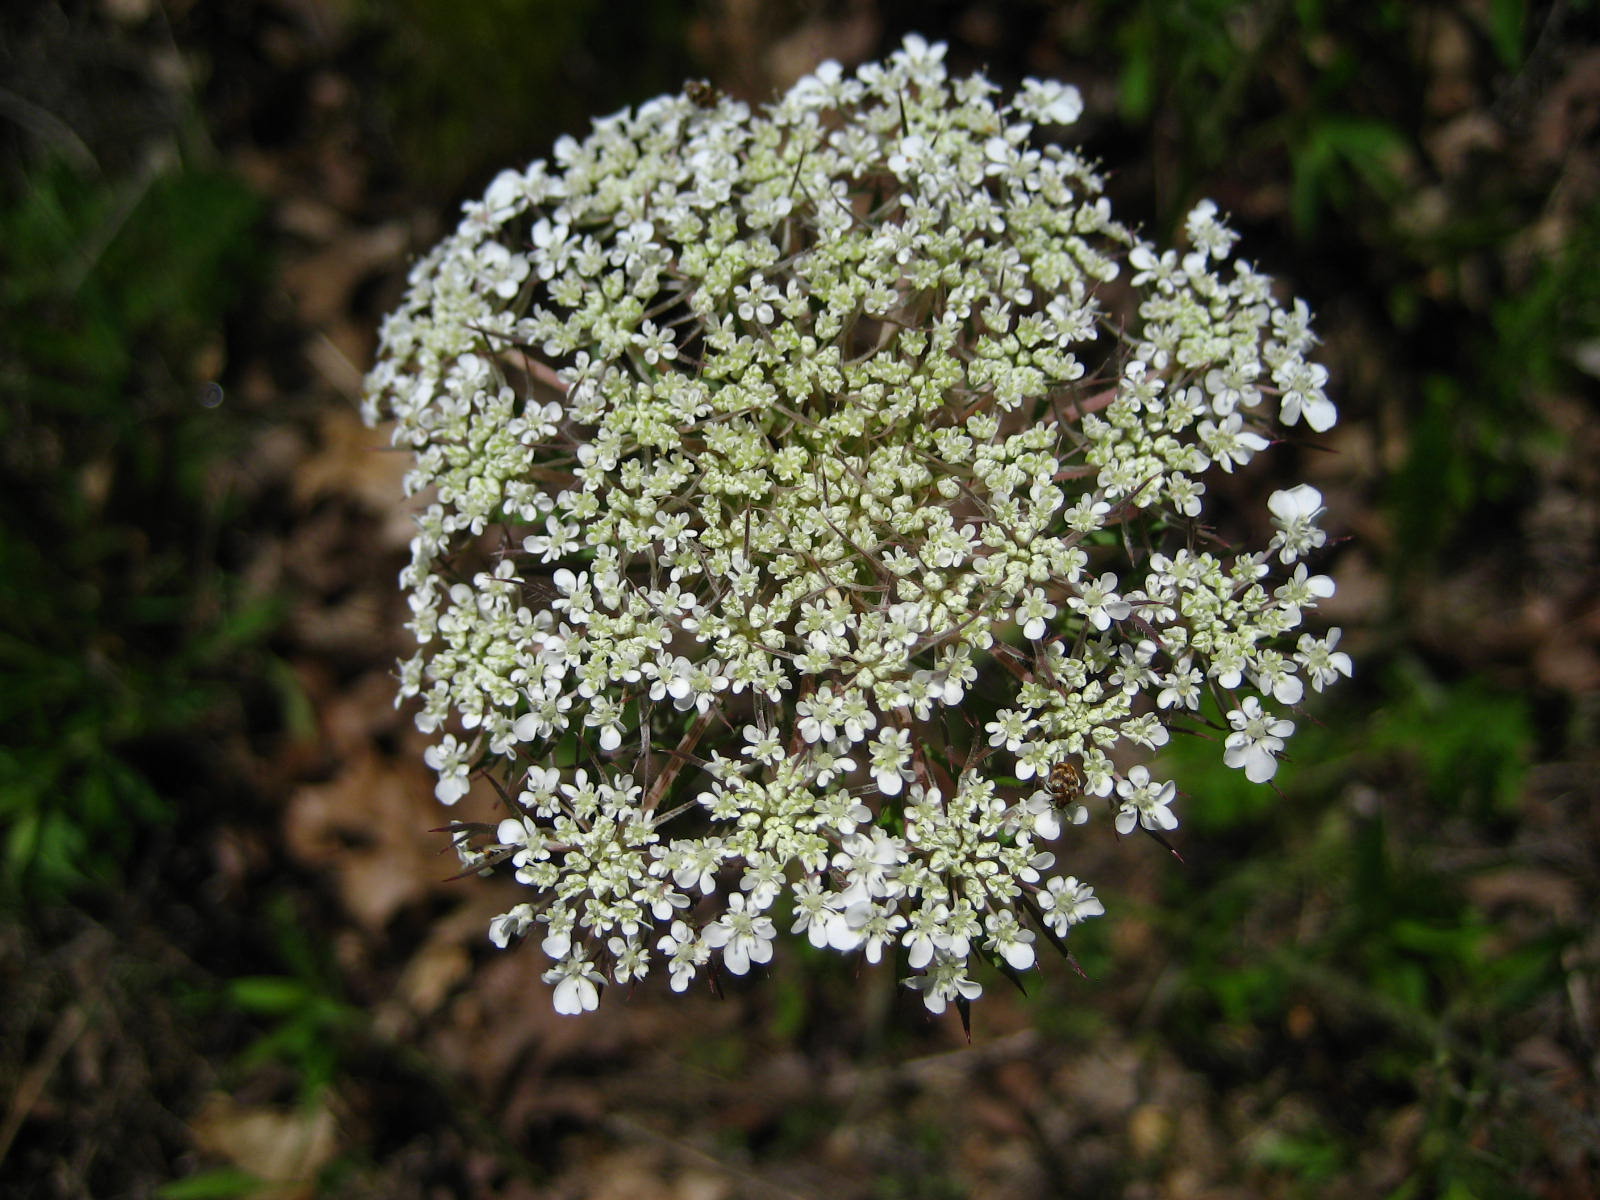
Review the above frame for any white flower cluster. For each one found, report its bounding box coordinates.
[364,36,1350,1016]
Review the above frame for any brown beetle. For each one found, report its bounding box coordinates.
[1046,756,1083,805]
[685,80,723,109]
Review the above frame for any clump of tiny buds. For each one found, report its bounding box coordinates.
[364,36,1350,1016]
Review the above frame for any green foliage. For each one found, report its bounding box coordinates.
[1159,703,1279,832]
[1485,0,1527,68]
[220,895,362,1102]
[227,974,360,1100]
[1386,375,1494,567]
[355,0,691,195]
[1490,205,1600,396]
[155,1168,266,1200]
[0,157,274,902]
[1082,1,1595,584]
[1251,1125,1346,1185]
[1388,203,1600,567]
[1367,664,1532,818]
[1288,115,1407,237]
[1147,663,1563,1194]
[1091,0,1412,234]
[1071,44,1574,1184]
[1110,0,1238,126]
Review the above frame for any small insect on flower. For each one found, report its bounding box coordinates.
[685,80,723,109]
[1046,756,1083,806]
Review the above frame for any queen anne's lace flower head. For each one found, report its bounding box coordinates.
[364,37,1347,1015]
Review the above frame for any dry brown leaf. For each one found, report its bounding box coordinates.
[314,668,406,758]
[400,936,472,1013]
[1463,866,1582,922]
[1127,1103,1172,1160]
[305,332,367,401]
[284,750,450,931]
[188,1092,339,1198]
[289,407,418,554]
[292,410,409,511]
[279,221,409,328]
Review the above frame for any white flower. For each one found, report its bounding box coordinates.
[474,241,529,299]
[905,952,983,1015]
[1268,484,1328,563]
[986,709,1028,753]
[1114,765,1179,835]
[1251,650,1304,705]
[702,893,777,975]
[1013,790,1064,840]
[1016,78,1083,125]
[835,829,908,905]
[1276,358,1336,431]
[422,734,471,805]
[1017,587,1058,640]
[796,687,840,744]
[366,36,1348,1016]
[523,516,582,563]
[983,910,1037,971]
[1274,562,1336,623]
[1037,876,1105,936]
[901,901,948,970]
[1199,412,1271,472]
[607,935,650,983]
[1224,697,1295,783]
[542,955,605,1015]
[733,273,780,325]
[489,903,535,948]
[887,133,931,178]
[656,920,709,992]
[632,319,677,365]
[1184,199,1240,262]
[1295,628,1354,692]
[1070,573,1132,631]
[1157,657,1202,710]
[846,901,907,964]
[741,723,784,765]
[668,837,726,896]
[868,726,914,796]
[897,32,946,69]
[789,880,837,948]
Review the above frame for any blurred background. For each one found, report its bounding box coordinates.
[1,1,1596,1196]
